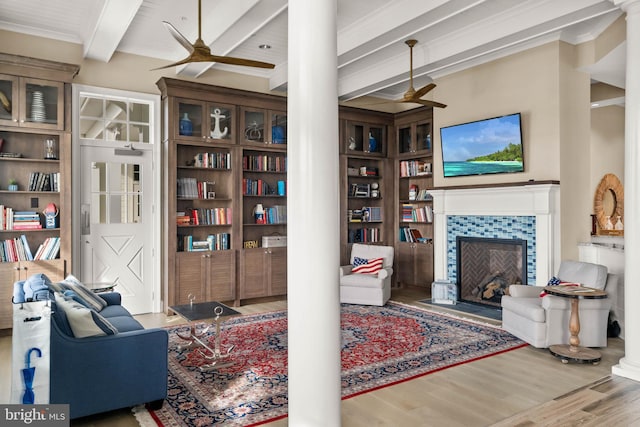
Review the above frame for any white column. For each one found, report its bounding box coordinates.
[287,1,342,425]
[612,0,640,381]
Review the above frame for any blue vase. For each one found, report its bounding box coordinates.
[368,133,377,152]
[272,125,285,144]
[179,113,193,136]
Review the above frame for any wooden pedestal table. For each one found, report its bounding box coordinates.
[544,285,607,364]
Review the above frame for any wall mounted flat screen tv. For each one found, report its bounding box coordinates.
[440,113,524,178]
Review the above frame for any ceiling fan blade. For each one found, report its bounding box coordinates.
[150,55,197,71]
[201,54,275,69]
[162,21,195,54]
[409,98,448,109]
[413,83,436,99]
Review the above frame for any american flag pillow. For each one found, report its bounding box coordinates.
[352,257,384,274]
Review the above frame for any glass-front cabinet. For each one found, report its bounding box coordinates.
[345,121,386,156]
[397,117,433,156]
[240,107,287,146]
[0,74,65,130]
[175,99,235,143]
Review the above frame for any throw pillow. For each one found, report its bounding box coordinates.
[58,274,107,312]
[54,293,118,338]
[352,257,384,275]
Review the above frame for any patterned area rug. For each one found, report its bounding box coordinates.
[149,301,525,426]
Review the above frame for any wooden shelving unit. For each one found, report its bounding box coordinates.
[0,54,79,329]
[394,107,435,288]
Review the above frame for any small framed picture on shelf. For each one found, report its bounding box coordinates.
[208,192,216,199]
[417,162,432,175]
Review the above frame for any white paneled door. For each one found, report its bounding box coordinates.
[79,145,154,314]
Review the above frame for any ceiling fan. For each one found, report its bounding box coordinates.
[153,0,275,71]
[395,39,446,108]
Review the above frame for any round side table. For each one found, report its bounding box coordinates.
[544,285,607,364]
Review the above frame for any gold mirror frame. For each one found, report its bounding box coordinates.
[594,173,624,233]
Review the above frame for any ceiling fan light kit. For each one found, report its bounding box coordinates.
[153,0,275,71]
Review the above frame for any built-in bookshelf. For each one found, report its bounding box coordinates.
[0,54,78,329]
[339,108,394,265]
[394,107,435,288]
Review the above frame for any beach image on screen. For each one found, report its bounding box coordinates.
[440,113,524,177]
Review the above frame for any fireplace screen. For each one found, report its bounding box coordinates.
[456,236,527,307]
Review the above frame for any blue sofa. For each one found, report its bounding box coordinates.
[14,274,168,419]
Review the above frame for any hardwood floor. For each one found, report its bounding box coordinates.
[0,288,635,426]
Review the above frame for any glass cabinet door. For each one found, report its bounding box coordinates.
[398,125,412,154]
[269,111,287,145]
[0,74,18,126]
[241,108,266,144]
[415,121,432,153]
[207,103,234,143]
[176,100,204,140]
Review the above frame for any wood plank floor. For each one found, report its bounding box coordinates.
[0,287,635,427]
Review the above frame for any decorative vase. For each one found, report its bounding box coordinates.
[368,132,377,152]
[8,184,18,191]
[272,125,284,144]
[254,204,265,224]
[179,113,193,136]
[605,216,614,230]
[615,216,624,231]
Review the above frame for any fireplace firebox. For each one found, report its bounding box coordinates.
[456,236,527,307]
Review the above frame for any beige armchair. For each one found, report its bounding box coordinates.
[339,244,394,306]
[501,260,617,348]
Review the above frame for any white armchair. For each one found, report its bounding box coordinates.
[339,243,394,306]
[501,260,617,348]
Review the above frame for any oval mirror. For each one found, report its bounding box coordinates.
[593,173,624,232]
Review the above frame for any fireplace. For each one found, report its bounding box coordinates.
[456,236,527,308]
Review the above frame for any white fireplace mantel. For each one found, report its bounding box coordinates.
[430,182,561,286]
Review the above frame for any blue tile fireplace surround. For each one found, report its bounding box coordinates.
[447,215,537,285]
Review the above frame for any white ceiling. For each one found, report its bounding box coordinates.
[0,0,626,103]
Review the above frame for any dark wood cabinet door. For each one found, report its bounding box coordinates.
[268,247,287,296]
[239,248,269,299]
[207,250,236,301]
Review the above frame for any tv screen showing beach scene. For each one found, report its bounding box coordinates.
[439,113,524,178]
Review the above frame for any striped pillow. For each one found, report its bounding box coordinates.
[54,293,117,338]
[352,257,384,275]
[59,274,108,312]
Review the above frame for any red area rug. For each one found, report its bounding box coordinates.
[148,302,525,426]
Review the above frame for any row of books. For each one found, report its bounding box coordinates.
[177,178,216,199]
[399,227,433,244]
[242,178,284,196]
[401,204,433,223]
[177,208,232,226]
[192,151,231,169]
[400,160,432,177]
[180,233,230,252]
[262,205,287,224]
[0,235,60,262]
[1,207,46,230]
[243,154,287,172]
[348,227,381,243]
[28,172,60,192]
